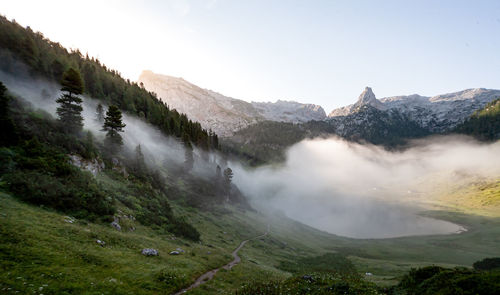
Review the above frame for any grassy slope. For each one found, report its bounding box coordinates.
[433,180,500,216]
[0,188,348,295]
[2,175,500,294]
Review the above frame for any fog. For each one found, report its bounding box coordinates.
[0,68,220,178]
[232,137,500,238]
[2,66,500,239]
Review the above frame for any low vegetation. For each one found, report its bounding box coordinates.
[393,266,500,295]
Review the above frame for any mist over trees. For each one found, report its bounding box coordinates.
[0,15,219,151]
[0,81,17,146]
[95,103,105,123]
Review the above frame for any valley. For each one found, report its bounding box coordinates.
[0,7,500,295]
[2,185,499,294]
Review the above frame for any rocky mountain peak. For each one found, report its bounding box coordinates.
[354,87,384,110]
[138,70,327,136]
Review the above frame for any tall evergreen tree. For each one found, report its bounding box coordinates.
[95,103,105,123]
[216,165,222,181]
[82,131,97,159]
[182,131,194,172]
[0,81,17,146]
[102,105,126,153]
[184,145,194,172]
[134,144,147,178]
[223,167,233,200]
[56,68,84,133]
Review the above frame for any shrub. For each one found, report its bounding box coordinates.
[473,257,500,271]
[167,218,201,242]
[156,269,188,290]
[6,170,115,220]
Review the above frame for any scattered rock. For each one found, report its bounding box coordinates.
[141,248,159,256]
[365,272,373,276]
[68,154,104,176]
[109,278,117,283]
[64,216,75,224]
[169,251,180,255]
[176,248,185,253]
[302,275,315,282]
[96,240,106,247]
[111,221,121,231]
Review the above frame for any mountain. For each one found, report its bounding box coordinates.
[138,70,326,136]
[329,87,500,133]
[329,87,386,116]
[224,87,500,165]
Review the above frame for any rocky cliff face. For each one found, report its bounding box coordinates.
[138,70,326,136]
[251,100,326,123]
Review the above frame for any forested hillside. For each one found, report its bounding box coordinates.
[455,98,500,140]
[222,106,431,166]
[0,16,218,150]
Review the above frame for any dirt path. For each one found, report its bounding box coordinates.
[173,226,269,295]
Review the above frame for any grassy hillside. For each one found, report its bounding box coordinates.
[3,188,500,294]
[0,191,350,294]
[433,179,500,216]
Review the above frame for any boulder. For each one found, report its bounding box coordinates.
[64,216,75,224]
[169,251,180,255]
[110,221,121,231]
[302,275,315,282]
[141,248,159,256]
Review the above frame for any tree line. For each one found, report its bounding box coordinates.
[455,98,500,140]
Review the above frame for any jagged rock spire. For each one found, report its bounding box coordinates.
[353,87,384,110]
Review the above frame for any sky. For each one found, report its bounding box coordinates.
[1,0,499,112]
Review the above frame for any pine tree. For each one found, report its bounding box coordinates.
[182,131,194,172]
[0,82,17,146]
[56,68,84,133]
[134,144,147,178]
[223,167,233,199]
[216,165,222,181]
[83,131,96,159]
[184,145,194,172]
[96,103,105,123]
[102,105,126,153]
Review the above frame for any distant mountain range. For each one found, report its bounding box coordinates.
[329,87,500,133]
[138,70,326,136]
[139,70,500,140]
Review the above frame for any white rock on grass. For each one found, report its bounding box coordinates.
[141,248,159,256]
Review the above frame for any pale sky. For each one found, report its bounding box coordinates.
[1,0,499,112]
